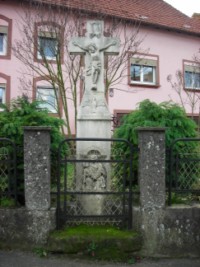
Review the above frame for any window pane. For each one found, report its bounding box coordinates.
[143,66,154,83]
[194,73,200,88]
[131,65,141,82]
[0,87,5,104]
[185,72,192,88]
[0,33,6,55]
[185,71,200,89]
[39,36,57,58]
[37,88,57,113]
[0,34,3,52]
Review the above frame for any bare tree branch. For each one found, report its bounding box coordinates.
[13,1,144,135]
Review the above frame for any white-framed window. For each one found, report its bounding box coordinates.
[184,64,200,90]
[130,58,158,85]
[37,31,58,60]
[0,26,8,56]
[36,87,58,113]
[0,84,6,104]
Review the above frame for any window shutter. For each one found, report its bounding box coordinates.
[0,26,8,34]
[131,58,157,67]
[185,65,200,73]
[38,31,57,38]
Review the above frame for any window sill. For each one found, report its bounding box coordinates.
[38,109,60,116]
[129,83,160,89]
[49,113,60,117]
[42,109,62,117]
[0,54,11,60]
[34,57,60,64]
[184,87,200,92]
[39,111,61,117]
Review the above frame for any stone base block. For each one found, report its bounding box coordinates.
[0,208,56,247]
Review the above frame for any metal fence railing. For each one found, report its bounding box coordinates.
[167,138,200,205]
[52,138,137,230]
[0,138,17,206]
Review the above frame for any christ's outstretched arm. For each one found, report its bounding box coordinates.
[99,40,117,52]
[73,41,88,52]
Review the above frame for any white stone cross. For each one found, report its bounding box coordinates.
[69,21,119,93]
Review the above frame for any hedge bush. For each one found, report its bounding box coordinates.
[0,96,65,204]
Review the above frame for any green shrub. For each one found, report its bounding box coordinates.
[114,100,198,185]
[0,96,65,203]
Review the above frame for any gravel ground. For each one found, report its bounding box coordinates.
[0,250,200,267]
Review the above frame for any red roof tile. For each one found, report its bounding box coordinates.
[30,0,200,36]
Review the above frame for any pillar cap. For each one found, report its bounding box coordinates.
[23,126,51,131]
[136,127,167,132]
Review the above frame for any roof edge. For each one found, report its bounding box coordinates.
[22,0,200,38]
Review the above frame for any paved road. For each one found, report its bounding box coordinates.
[0,250,200,267]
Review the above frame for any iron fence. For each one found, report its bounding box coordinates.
[52,138,137,230]
[0,138,17,206]
[168,138,200,205]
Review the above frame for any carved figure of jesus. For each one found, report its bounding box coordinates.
[69,21,119,93]
[82,153,107,191]
[73,40,117,90]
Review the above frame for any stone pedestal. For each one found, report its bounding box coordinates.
[76,92,112,215]
[76,91,112,153]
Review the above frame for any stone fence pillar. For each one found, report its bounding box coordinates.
[24,126,51,210]
[137,127,166,255]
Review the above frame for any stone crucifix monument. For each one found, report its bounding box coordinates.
[69,21,119,215]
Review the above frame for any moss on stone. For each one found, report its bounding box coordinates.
[0,197,16,208]
[50,225,137,240]
[47,225,142,262]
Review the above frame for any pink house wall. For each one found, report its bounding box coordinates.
[1,1,19,96]
[1,0,200,134]
[109,27,200,114]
